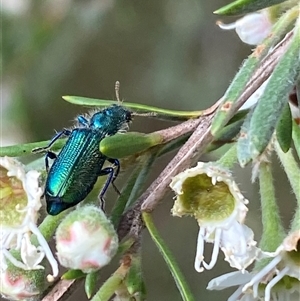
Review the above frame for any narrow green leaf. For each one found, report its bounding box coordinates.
[125,153,156,210]
[211,6,299,135]
[207,110,248,152]
[100,132,163,158]
[249,24,300,158]
[214,0,287,16]
[142,212,196,301]
[85,272,99,299]
[62,269,85,280]
[0,138,66,157]
[63,96,203,121]
[276,102,293,152]
[208,52,257,135]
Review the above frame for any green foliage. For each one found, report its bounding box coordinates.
[247,25,300,159]
[143,212,196,301]
[1,0,300,300]
[215,0,288,15]
[276,102,293,153]
[211,4,299,135]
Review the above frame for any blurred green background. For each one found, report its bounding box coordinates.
[1,0,296,300]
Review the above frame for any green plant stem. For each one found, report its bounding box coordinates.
[258,162,285,253]
[275,140,300,206]
[90,265,128,301]
[255,162,285,271]
[31,212,69,245]
[143,212,196,301]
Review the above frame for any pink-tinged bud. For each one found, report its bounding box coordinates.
[56,206,118,273]
[0,265,45,301]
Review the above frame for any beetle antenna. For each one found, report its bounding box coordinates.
[115,81,121,104]
[131,112,157,117]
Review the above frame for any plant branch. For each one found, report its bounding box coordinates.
[41,279,79,301]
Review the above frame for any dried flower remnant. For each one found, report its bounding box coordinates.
[170,162,260,272]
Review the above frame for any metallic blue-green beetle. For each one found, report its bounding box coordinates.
[40,105,132,215]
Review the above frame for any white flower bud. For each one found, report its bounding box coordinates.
[0,266,45,301]
[56,205,118,273]
[217,11,273,45]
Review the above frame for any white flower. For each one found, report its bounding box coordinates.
[20,233,45,270]
[217,11,273,45]
[0,156,58,278]
[207,231,300,301]
[56,205,119,273]
[170,162,260,272]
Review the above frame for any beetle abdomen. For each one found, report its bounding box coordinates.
[45,128,106,213]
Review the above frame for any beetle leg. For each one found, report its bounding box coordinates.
[45,151,57,172]
[32,129,71,153]
[47,129,72,148]
[98,166,118,210]
[107,158,121,195]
